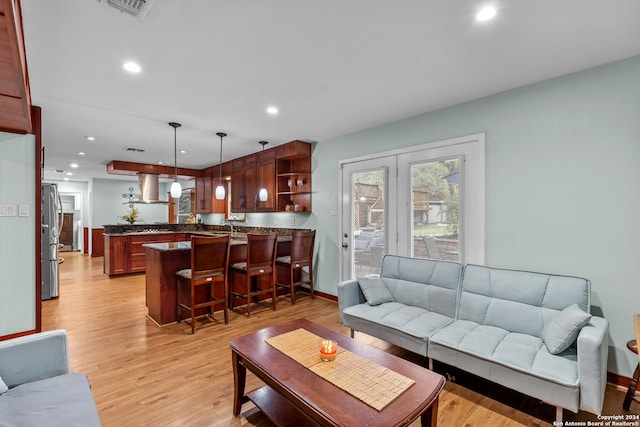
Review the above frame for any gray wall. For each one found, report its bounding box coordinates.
[91,178,170,227]
[0,133,36,336]
[306,55,640,377]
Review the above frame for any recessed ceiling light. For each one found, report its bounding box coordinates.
[266,106,279,115]
[77,151,86,156]
[63,178,69,181]
[179,150,187,154]
[85,136,95,141]
[70,163,79,168]
[66,172,73,176]
[157,161,164,165]
[476,6,497,21]
[123,61,142,73]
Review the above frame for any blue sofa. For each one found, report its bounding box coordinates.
[0,329,101,426]
[337,255,609,422]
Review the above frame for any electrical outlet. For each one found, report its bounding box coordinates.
[290,217,295,226]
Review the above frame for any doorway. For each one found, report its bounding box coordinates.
[59,192,84,253]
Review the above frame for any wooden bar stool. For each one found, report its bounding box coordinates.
[623,313,640,411]
[176,235,230,334]
[229,233,278,318]
[275,230,315,305]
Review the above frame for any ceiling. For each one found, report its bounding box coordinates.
[20,0,640,183]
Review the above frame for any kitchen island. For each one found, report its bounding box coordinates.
[143,236,291,326]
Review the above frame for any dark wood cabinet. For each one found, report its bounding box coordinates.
[104,233,179,276]
[210,165,227,214]
[195,176,212,214]
[231,158,248,212]
[104,235,127,276]
[255,149,276,212]
[230,152,277,213]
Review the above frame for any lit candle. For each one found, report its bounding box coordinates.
[319,339,337,362]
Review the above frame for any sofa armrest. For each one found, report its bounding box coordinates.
[0,330,70,388]
[337,279,365,324]
[577,316,609,415]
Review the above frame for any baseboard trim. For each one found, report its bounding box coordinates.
[608,371,633,389]
[0,329,36,342]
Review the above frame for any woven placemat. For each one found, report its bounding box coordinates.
[265,328,415,411]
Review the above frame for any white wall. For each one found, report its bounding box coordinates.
[308,55,640,377]
[0,133,36,336]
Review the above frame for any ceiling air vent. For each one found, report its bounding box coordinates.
[124,147,146,153]
[104,0,155,20]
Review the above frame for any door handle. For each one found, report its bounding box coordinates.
[342,242,348,248]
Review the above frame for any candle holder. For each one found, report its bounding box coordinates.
[319,339,337,362]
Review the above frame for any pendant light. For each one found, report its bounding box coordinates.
[169,122,182,198]
[215,132,227,200]
[258,141,269,202]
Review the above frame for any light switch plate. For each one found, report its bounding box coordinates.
[0,204,17,217]
[19,205,30,217]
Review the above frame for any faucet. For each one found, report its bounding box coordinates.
[222,220,234,235]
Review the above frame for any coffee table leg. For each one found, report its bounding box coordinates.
[232,350,246,416]
[421,397,439,427]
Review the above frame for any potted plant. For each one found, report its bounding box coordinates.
[121,207,141,224]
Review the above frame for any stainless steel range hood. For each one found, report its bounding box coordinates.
[133,173,171,204]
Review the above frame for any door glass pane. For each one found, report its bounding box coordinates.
[352,169,386,277]
[411,158,460,262]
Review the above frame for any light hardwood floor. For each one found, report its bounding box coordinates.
[42,252,634,426]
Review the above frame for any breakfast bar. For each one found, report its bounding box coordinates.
[143,236,291,326]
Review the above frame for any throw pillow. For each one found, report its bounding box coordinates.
[357,277,394,306]
[0,376,8,394]
[541,304,592,354]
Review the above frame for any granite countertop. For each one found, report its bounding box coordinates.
[143,235,290,252]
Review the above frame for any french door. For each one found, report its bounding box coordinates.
[340,157,397,279]
[339,134,485,282]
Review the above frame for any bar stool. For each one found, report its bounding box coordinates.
[275,230,315,305]
[229,233,277,318]
[176,235,230,334]
[623,313,640,411]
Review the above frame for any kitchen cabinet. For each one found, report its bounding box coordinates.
[195,176,212,214]
[104,233,179,276]
[104,235,127,276]
[231,151,276,213]
[231,156,256,212]
[209,165,227,214]
[128,234,176,273]
[276,141,312,213]
[255,149,276,212]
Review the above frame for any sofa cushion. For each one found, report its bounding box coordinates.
[358,277,394,305]
[0,373,101,427]
[379,255,462,318]
[458,264,590,337]
[541,304,592,354]
[429,319,579,386]
[343,301,453,340]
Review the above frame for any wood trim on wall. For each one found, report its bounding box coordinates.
[84,227,89,254]
[33,105,41,333]
[91,228,104,257]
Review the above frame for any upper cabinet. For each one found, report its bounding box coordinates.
[182,140,311,216]
[195,166,226,214]
[0,0,33,134]
[276,141,312,213]
[194,176,212,214]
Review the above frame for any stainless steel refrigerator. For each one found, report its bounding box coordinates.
[42,182,63,300]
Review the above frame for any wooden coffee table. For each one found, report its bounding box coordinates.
[230,318,445,426]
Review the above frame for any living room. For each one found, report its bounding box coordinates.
[1,1,639,425]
